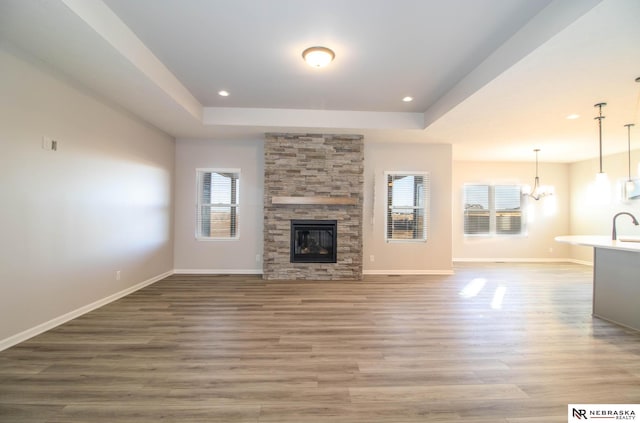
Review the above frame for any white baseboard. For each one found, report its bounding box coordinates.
[364,269,454,275]
[453,258,577,263]
[0,270,174,352]
[566,258,593,266]
[173,269,263,275]
[452,258,593,266]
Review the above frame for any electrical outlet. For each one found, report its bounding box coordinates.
[42,136,52,150]
[548,247,553,253]
[42,136,58,151]
[116,270,121,281]
[369,255,375,262]
[256,254,261,262]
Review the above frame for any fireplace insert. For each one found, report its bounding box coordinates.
[290,220,337,263]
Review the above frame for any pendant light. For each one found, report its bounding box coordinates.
[624,123,635,198]
[636,77,640,179]
[594,102,608,183]
[526,149,551,200]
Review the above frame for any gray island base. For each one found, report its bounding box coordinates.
[556,235,640,331]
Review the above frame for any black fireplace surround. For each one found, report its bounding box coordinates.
[290,220,337,263]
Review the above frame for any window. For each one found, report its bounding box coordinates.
[196,169,240,239]
[464,184,524,236]
[385,172,429,242]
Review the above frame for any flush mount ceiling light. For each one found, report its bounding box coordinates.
[218,90,229,97]
[402,96,413,102]
[302,46,335,68]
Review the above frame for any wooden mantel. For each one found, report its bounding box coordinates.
[271,196,357,206]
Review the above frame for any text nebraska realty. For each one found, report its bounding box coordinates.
[575,409,636,420]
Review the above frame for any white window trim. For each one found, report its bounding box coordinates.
[384,171,430,243]
[195,168,241,241]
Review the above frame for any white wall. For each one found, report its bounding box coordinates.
[174,140,453,275]
[363,142,453,274]
[173,139,264,273]
[569,149,640,263]
[0,46,175,347]
[452,161,570,261]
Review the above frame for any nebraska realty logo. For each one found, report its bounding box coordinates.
[569,404,638,421]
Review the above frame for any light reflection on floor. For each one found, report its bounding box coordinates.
[460,278,507,309]
[491,285,507,309]
[459,278,486,298]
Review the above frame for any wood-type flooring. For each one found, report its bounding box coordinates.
[1,263,639,422]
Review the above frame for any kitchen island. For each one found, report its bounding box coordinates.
[555,235,640,331]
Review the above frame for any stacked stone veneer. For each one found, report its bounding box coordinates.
[263,133,364,280]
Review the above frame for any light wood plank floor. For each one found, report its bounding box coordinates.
[1,263,639,422]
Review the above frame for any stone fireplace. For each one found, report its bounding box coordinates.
[263,133,363,280]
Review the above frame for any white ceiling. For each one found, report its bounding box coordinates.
[1,0,639,162]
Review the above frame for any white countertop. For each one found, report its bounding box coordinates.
[555,235,640,252]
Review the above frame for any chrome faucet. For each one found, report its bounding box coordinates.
[612,212,639,240]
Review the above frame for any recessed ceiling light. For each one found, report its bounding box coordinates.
[566,113,580,120]
[218,90,230,97]
[302,46,335,68]
[402,96,413,102]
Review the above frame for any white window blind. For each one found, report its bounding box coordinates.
[385,172,429,242]
[494,185,522,235]
[464,184,524,236]
[464,185,490,235]
[196,169,240,239]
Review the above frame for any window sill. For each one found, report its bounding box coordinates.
[196,237,240,242]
